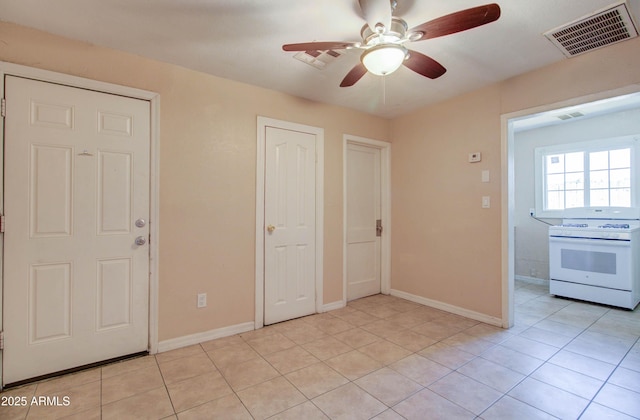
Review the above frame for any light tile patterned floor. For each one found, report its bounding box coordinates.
[1,280,639,419]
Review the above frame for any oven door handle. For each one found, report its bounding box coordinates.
[549,236,631,247]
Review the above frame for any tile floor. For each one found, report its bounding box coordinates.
[1,280,639,419]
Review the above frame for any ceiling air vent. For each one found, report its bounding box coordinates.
[544,1,639,57]
[293,49,344,69]
[556,111,585,121]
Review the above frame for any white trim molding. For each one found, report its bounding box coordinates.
[390,289,504,328]
[321,300,346,312]
[343,134,392,301]
[158,322,255,353]
[255,116,324,329]
[515,275,549,286]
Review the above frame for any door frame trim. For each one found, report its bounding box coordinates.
[343,134,391,301]
[255,116,324,329]
[0,62,161,387]
[499,84,640,329]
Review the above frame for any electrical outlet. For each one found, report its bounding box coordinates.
[197,293,207,308]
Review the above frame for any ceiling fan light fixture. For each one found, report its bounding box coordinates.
[361,44,407,76]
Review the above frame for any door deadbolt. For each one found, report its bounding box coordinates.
[135,218,146,228]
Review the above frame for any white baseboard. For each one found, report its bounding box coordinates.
[157,322,255,353]
[515,275,549,286]
[322,300,346,312]
[389,289,504,328]
[156,291,505,353]
[158,300,351,354]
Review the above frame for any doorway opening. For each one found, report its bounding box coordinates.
[502,87,640,327]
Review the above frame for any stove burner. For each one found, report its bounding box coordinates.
[561,223,589,228]
[599,223,630,229]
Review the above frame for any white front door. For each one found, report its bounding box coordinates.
[346,143,382,300]
[263,126,317,325]
[3,76,150,385]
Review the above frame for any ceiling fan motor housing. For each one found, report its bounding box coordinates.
[361,16,408,46]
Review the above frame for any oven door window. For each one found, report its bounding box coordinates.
[561,249,616,274]
[549,237,632,290]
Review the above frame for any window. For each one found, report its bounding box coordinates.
[534,136,638,217]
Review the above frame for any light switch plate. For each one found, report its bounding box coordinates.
[197,293,207,308]
[482,196,491,208]
[481,170,490,183]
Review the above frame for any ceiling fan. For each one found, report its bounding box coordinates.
[282,1,501,87]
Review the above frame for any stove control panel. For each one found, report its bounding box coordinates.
[550,228,630,241]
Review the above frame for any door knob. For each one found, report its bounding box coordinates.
[267,225,276,233]
[135,236,147,246]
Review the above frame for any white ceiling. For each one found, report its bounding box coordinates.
[1,0,638,118]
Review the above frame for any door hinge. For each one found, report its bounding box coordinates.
[1,98,6,118]
[0,331,4,350]
[376,219,383,237]
[0,214,4,233]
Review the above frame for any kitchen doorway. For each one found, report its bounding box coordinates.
[502,86,640,327]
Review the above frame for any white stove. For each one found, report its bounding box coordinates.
[548,207,640,309]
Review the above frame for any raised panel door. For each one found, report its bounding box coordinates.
[3,76,150,385]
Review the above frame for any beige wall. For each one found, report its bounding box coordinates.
[0,22,391,341]
[391,36,640,319]
[391,87,503,317]
[500,37,640,115]
[2,20,639,340]
[391,38,640,318]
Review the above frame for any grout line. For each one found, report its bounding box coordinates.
[8,285,637,420]
[576,334,640,419]
[154,350,178,417]
[510,285,640,418]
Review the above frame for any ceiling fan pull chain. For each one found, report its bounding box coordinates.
[383,75,387,105]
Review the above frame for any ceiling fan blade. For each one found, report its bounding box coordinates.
[403,50,446,79]
[409,3,501,41]
[340,63,368,87]
[282,41,358,52]
[358,0,392,32]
